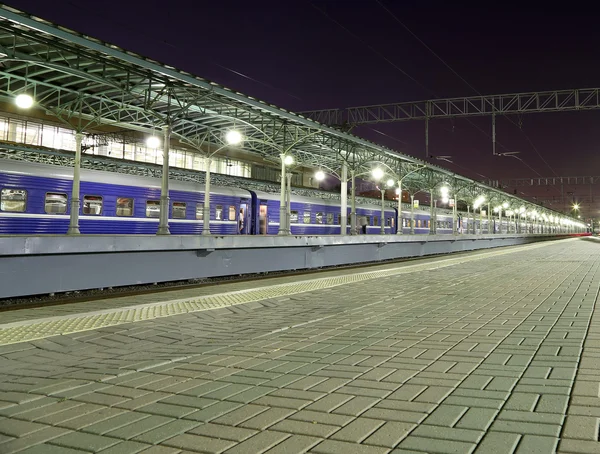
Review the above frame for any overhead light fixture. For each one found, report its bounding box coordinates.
[225,130,243,145]
[15,93,33,109]
[371,168,384,180]
[146,136,160,148]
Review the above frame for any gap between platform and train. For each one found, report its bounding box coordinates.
[0,239,575,346]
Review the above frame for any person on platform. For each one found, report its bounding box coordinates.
[360,215,368,234]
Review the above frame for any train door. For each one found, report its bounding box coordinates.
[259,203,268,235]
[239,202,248,234]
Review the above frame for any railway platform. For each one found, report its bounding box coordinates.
[0,237,599,453]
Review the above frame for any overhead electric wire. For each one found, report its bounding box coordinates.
[311,3,435,98]
[374,0,562,185]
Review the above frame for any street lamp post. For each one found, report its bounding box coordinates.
[429,189,435,235]
[203,129,244,235]
[278,154,294,235]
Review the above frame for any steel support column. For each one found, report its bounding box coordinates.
[350,170,357,235]
[397,181,403,235]
[341,163,348,235]
[67,132,83,235]
[157,125,171,235]
[380,189,385,235]
[286,172,292,234]
[410,195,415,234]
[278,155,288,235]
[202,157,212,235]
[452,196,457,235]
[429,189,435,235]
[499,209,503,234]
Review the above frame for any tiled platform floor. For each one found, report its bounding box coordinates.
[1,237,599,454]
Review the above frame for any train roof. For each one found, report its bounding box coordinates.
[0,159,250,198]
[251,189,393,211]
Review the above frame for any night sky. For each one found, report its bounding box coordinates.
[5,0,600,215]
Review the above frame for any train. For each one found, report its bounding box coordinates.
[0,159,481,236]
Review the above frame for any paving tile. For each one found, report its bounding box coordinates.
[561,415,600,440]
[515,435,559,453]
[329,418,385,443]
[398,435,476,454]
[162,433,236,453]
[455,408,498,431]
[311,439,389,454]
[424,405,468,427]
[50,432,121,452]
[331,396,380,416]
[270,419,340,438]
[0,426,72,454]
[132,419,201,444]
[187,422,258,442]
[239,407,296,430]
[410,424,484,443]
[362,421,415,448]
[224,430,290,454]
[263,434,321,454]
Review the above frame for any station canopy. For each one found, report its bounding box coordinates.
[0,5,580,220]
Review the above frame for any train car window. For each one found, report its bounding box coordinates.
[366,216,371,225]
[336,214,340,225]
[1,188,27,212]
[290,211,298,223]
[374,216,379,226]
[228,206,236,221]
[327,213,333,225]
[303,212,310,224]
[196,203,204,220]
[146,200,160,217]
[316,212,323,224]
[83,195,103,215]
[172,202,186,219]
[116,197,133,216]
[45,192,67,214]
[215,205,223,220]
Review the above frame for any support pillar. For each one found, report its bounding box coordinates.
[452,196,457,235]
[467,205,471,234]
[350,170,357,235]
[498,209,503,234]
[202,157,212,235]
[67,132,83,235]
[425,101,430,158]
[157,125,171,235]
[429,189,435,235]
[492,113,496,155]
[487,202,491,234]
[397,181,403,235]
[286,172,292,234]
[278,154,288,235]
[380,189,385,235]
[341,163,348,235]
[410,195,415,234]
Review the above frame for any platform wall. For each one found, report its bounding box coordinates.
[0,234,573,299]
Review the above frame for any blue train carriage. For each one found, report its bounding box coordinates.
[248,190,397,235]
[355,202,397,234]
[399,208,432,234]
[0,160,253,235]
